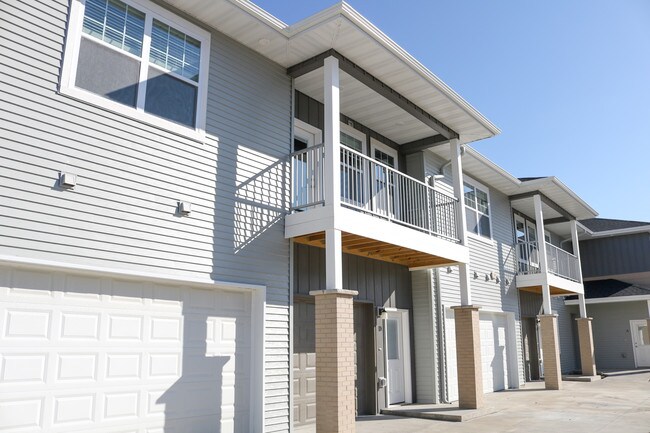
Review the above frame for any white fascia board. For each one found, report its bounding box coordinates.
[515,272,584,295]
[581,225,650,238]
[337,3,501,139]
[285,206,470,265]
[565,294,650,305]
[518,177,598,219]
[0,254,266,292]
[547,273,584,295]
[229,0,288,29]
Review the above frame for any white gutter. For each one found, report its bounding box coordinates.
[579,224,650,238]
[565,294,650,305]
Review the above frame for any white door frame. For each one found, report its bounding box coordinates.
[383,308,412,405]
[294,118,322,146]
[370,138,399,219]
[630,319,650,367]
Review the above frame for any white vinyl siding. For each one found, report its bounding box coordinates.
[421,151,525,394]
[0,0,291,430]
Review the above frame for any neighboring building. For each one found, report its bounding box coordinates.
[564,219,650,370]
[0,1,599,433]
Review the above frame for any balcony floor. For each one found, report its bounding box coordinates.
[293,231,458,268]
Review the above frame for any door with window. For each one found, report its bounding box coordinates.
[292,120,322,209]
[514,215,540,273]
[340,126,367,208]
[631,320,650,367]
[384,310,411,405]
[370,139,398,219]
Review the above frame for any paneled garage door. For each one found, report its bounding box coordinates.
[445,310,511,402]
[0,266,252,433]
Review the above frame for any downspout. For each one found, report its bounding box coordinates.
[434,268,450,403]
[439,145,466,175]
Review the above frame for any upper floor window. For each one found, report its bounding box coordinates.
[464,180,491,239]
[60,0,210,136]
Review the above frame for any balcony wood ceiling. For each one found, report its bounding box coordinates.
[293,231,458,269]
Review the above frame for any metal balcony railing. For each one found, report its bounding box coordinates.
[515,240,580,282]
[290,145,460,243]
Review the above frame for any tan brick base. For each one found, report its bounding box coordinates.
[451,305,483,409]
[576,318,597,376]
[539,314,562,390]
[310,289,358,433]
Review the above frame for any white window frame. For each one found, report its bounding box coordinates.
[463,176,493,242]
[340,122,366,153]
[60,0,211,140]
[370,137,398,169]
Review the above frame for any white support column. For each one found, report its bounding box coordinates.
[533,194,551,314]
[325,228,343,291]
[570,219,584,284]
[323,56,341,211]
[449,139,472,306]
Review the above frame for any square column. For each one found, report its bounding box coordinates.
[323,56,341,210]
[451,305,483,409]
[533,195,552,315]
[576,317,597,376]
[310,289,358,433]
[538,314,562,390]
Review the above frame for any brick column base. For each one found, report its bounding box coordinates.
[539,314,562,390]
[310,289,358,433]
[451,305,483,409]
[576,318,597,376]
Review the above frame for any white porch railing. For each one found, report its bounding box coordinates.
[515,240,580,282]
[545,243,580,282]
[290,145,460,243]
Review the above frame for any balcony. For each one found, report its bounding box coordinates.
[285,144,469,268]
[515,240,583,295]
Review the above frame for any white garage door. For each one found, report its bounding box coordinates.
[0,267,252,433]
[445,310,510,402]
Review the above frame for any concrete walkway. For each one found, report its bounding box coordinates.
[309,371,650,433]
[354,371,650,433]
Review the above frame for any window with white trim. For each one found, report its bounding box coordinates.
[61,0,210,133]
[464,181,491,238]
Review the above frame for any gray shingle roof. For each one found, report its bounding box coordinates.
[580,218,650,232]
[583,279,650,299]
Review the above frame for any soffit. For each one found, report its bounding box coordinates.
[162,0,500,144]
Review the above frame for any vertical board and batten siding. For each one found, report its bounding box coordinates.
[519,292,579,373]
[293,244,412,309]
[567,302,648,370]
[580,233,650,278]
[420,150,525,388]
[0,1,292,430]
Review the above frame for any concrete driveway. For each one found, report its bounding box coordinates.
[353,371,650,433]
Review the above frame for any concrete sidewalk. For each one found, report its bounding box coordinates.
[355,371,650,433]
[296,370,650,433]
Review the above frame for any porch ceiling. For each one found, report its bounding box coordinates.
[518,285,575,296]
[293,231,457,269]
[295,68,435,144]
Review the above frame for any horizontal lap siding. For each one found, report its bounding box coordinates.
[0,1,291,430]
[422,151,524,385]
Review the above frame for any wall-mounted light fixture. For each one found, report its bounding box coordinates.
[473,271,479,279]
[178,201,192,216]
[59,172,77,189]
[377,306,398,319]
[446,267,453,274]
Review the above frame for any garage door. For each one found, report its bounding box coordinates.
[445,310,510,401]
[0,267,252,433]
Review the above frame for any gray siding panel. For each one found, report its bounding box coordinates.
[569,302,648,370]
[293,244,412,309]
[580,234,650,278]
[421,150,525,386]
[1,1,291,429]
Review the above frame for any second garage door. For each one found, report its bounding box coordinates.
[0,266,253,433]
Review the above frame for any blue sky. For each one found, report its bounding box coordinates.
[254,0,650,222]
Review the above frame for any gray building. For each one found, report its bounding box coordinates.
[565,219,650,370]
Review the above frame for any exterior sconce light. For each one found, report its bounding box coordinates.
[473,271,479,279]
[178,201,192,216]
[60,172,77,189]
[446,267,453,274]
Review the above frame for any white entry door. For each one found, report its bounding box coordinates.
[631,320,650,367]
[385,310,411,405]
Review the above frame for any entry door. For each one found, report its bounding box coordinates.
[631,320,650,367]
[293,120,322,208]
[370,139,398,219]
[385,310,411,405]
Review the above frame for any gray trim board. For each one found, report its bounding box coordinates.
[400,135,450,154]
[509,191,575,220]
[288,49,459,140]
